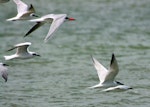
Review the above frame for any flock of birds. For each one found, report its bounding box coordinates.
[0,0,132,92]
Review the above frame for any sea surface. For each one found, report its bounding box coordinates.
[0,0,150,107]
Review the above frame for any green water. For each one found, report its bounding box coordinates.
[0,0,150,107]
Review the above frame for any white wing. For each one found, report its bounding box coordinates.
[102,85,132,92]
[44,14,67,42]
[15,42,31,47]
[91,56,109,84]
[13,0,28,14]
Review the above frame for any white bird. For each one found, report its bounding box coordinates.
[24,14,75,42]
[0,0,9,3]
[90,53,132,91]
[4,42,40,60]
[0,63,9,82]
[6,0,38,21]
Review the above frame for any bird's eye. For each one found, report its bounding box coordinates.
[65,17,69,19]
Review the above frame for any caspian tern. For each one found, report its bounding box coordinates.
[24,14,75,42]
[4,42,40,60]
[6,0,38,21]
[0,63,9,82]
[90,53,132,91]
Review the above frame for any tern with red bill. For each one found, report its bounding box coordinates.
[24,14,75,42]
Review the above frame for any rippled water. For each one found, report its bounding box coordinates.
[0,0,150,107]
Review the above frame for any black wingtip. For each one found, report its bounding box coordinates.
[29,4,34,10]
[6,47,16,52]
[2,75,7,82]
[90,55,94,62]
[110,53,115,65]
[24,34,28,38]
[5,79,7,82]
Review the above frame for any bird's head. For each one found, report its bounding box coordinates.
[0,63,9,66]
[65,17,75,21]
[30,13,39,17]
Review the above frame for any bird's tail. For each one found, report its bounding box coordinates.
[4,56,13,60]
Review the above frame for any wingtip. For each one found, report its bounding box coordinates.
[6,47,16,52]
[110,53,115,65]
[44,38,48,43]
[2,75,8,82]
[90,55,94,62]
[24,30,32,37]
[24,34,28,38]
[5,79,7,82]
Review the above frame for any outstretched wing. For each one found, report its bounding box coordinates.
[7,42,31,54]
[105,53,119,82]
[28,4,35,13]
[91,56,109,84]
[44,14,67,42]
[24,22,45,37]
[13,0,28,13]
[15,42,31,54]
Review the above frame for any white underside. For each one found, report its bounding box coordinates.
[101,85,132,92]
[4,54,33,60]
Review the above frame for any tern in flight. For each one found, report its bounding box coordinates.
[4,42,40,60]
[90,53,132,92]
[24,14,75,42]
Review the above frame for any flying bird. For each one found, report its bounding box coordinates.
[24,14,75,42]
[6,0,38,21]
[90,53,132,91]
[4,42,40,60]
[0,63,9,82]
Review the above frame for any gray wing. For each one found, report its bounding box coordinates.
[0,65,8,82]
[7,42,31,54]
[28,4,35,12]
[24,22,45,37]
[2,70,8,82]
[16,45,30,54]
[105,53,119,82]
